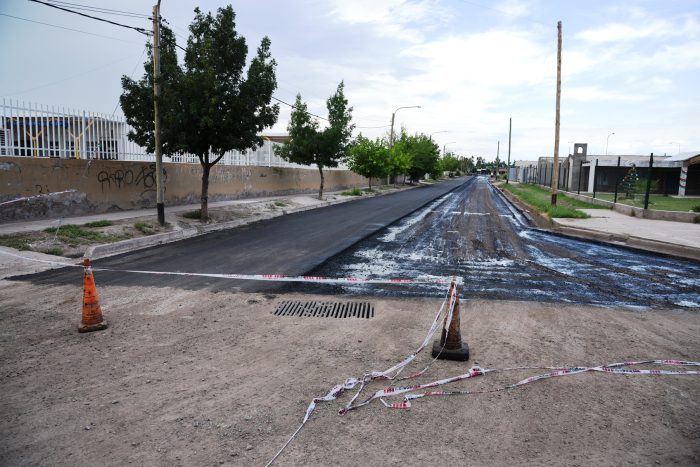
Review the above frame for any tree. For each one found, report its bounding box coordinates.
[120,26,181,156]
[348,135,389,190]
[389,140,412,184]
[620,165,639,199]
[276,82,354,199]
[441,152,460,175]
[405,134,440,182]
[120,6,279,220]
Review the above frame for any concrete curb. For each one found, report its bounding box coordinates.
[83,188,401,260]
[551,223,700,262]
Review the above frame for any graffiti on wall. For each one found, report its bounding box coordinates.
[97,164,167,194]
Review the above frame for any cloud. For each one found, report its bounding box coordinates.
[494,0,533,19]
[324,0,451,43]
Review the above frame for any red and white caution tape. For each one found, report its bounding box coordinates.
[0,250,456,285]
[0,189,77,206]
[265,283,700,466]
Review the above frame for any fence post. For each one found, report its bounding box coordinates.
[577,160,583,194]
[644,153,654,210]
[592,159,598,198]
[613,156,621,203]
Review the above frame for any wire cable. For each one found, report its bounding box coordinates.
[28,0,151,36]
[0,12,143,44]
[42,0,150,19]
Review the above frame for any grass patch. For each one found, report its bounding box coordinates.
[273,200,287,207]
[182,209,202,219]
[134,222,156,235]
[341,187,363,196]
[503,183,598,218]
[83,220,113,228]
[44,247,64,256]
[596,194,700,212]
[0,235,33,251]
[43,224,104,242]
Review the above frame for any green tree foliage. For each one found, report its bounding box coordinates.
[120,26,181,155]
[276,82,354,199]
[120,6,279,220]
[407,134,440,181]
[460,156,475,174]
[348,135,389,190]
[441,152,460,175]
[389,140,413,184]
[620,165,639,199]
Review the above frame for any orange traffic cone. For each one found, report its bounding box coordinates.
[431,280,469,361]
[79,258,108,333]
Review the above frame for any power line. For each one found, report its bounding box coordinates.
[271,96,329,122]
[0,12,143,44]
[28,0,151,36]
[112,46,148,117]
[1,54,137,99]
[43,0,150,19]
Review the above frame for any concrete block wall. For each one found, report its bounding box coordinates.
[0,157,368,221]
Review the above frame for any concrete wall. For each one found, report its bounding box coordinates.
[0,157,368,221]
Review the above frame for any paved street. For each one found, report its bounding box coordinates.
[292,177,700,309]
[13,178,466,291]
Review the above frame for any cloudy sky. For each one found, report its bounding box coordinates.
[1,0,698,161]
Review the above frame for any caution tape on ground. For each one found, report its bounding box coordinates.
[0,249,457,285]
[0,189,77,206]
[264,284,700,466]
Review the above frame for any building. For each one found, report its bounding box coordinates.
[535,143,700,196]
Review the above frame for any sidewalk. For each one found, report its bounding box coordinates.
[551,209,700,261]
[0,191,348,235]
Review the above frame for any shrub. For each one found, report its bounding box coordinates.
[134,222,156,235]
[44,247,64,256]
[182,209,202,219]
[83,220,113,228]
[341,187,363,196]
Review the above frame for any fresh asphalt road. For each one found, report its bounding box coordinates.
[15,178,467,292]
[291,176,700,309]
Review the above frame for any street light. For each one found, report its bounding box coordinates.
[605,132,615,155]
[443,141,456,156]
[669,141,680,154]
[390,105,421,146]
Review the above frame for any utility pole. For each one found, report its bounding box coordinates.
[551,20,562,205]
[153,1,165,226]
[506,117,511,184]
[495,140,500,178]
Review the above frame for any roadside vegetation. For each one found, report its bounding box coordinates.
[503,183,605,218]
[0,219,171,257]
[595,193,700,212]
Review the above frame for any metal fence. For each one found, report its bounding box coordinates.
[1,99,333,169]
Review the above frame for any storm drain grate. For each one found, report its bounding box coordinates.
[273,301,374,319]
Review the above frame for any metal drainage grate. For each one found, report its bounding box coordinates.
[273,301,374,319]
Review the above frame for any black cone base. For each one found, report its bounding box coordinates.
[431,340,469,361]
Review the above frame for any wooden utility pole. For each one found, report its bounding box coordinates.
[506,117,511,184]
[496,140,500,178]
[551,20,562,205]
[153,1,165,225]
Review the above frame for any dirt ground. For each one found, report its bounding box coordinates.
[1,264,699,466]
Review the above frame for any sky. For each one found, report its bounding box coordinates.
[1,0,699,161]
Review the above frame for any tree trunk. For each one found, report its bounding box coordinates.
[368,176,372,191]
[201,162,210,221]
[317,164,324,200]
